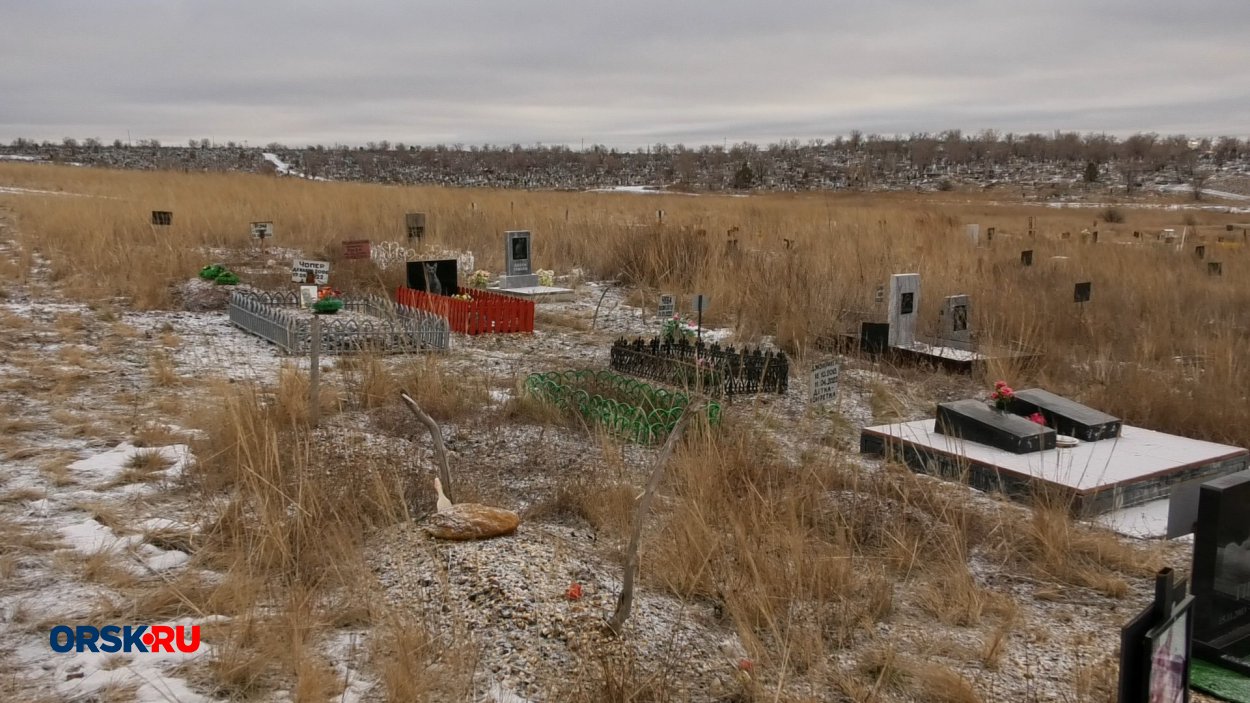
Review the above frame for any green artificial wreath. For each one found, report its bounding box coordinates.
[214,271,240,285]
[312,297,343,314]
[199,264,225,280]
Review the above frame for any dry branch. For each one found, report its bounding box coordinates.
[607,400,705,635]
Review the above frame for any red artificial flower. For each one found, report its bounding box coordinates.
[565,583,583,601]
[1029,412,1046,425]
[738,659,753,673]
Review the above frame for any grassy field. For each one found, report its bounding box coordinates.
[0,162,1242,701]
[3,162,1247,448]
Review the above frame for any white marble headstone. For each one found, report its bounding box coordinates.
[888,273,921,348]
[965,224,981,246]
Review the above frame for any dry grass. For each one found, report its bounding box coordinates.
[4,161,1249,447]
[0,163,1220,700]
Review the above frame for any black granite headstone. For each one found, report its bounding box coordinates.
[934,399,1057,454]
[405,259,459,296]
[1196,245,1206,259]
[151,210,173,226]
[1209,262,1223,277]
[1021,250,1033,266]
[1006,388,1121,441]
[1194,470,1250,675]
[1120,568,1194,703]
[860,322,889,355]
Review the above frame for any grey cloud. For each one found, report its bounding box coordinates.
[1,0,1247,147]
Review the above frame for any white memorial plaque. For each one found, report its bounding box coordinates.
[251,221,274,239]
[291,259,331,285]
[810,360,841,405]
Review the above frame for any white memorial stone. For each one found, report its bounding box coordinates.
[888,273,921,348]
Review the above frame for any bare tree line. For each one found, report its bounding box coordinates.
[3,130,1246,194]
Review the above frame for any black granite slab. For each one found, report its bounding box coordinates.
[1193,470,1250,675]
[1007,388,1122,442]
[934,399,1056,454]
[405,259,460,296]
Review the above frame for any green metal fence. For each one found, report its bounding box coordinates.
[524,370,721,444]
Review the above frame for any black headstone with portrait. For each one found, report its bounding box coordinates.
[1119,568,1194,703]
[1193,470,1250,675]
[405,259,459,297]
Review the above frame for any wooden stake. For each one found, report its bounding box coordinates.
[399,390,455,504]
[309,314,321,428]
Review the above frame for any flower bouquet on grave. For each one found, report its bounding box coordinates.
[537,269,555,287]
[450,292,474,301]
[987,380,1014,412]
[312,286,343,314]
[660,314,697,343]
[468,270,492,288]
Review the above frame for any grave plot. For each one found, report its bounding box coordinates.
[495,229,574,301]
[824,274,1038,373]
[610,337,789,397]
[396,286,534,335]
[396,256,536,334]
[524,370,721,444]
[228,290,450,354]
[861,387,1249,515]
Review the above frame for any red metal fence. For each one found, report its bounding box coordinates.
[395,287,535,335]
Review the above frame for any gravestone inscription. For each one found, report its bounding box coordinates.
[657,293,675,319]
[810,360,840,405]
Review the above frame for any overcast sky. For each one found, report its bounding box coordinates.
[2,0,1247,148]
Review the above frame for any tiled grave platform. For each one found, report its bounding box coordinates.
[491,285,576,302]
[861,419,1248,515]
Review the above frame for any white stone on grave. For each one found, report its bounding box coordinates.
[965,224,980,246]
[887,273,921,348]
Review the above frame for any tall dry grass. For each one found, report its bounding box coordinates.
[3,161,1246,449]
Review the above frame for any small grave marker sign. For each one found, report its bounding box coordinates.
[405,213,426,240]
[251,221,274,239]
[810,360,840,405]
[291,259,330,285]
[657,293,675,319]
[342,240,371,260]
[151,211,173,226]
[1074,281,1092,304]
